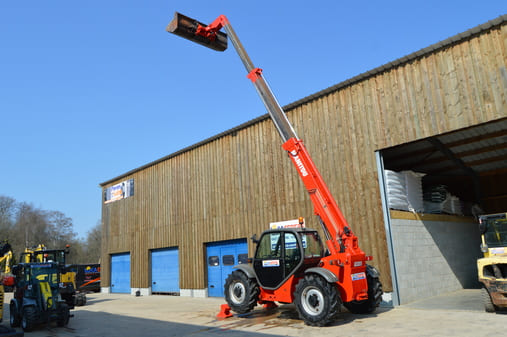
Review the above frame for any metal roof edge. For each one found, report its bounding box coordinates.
[100,14,507,187]
[283,14,507,111]
[99,113,270,186]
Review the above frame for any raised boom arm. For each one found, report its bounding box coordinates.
[167,12,366,259]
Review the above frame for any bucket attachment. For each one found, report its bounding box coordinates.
[166,12,228,52]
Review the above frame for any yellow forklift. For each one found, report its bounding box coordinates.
[478,212,507,312]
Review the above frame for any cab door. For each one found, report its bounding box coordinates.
[253,231,302,289]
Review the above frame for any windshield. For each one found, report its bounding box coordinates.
[484,218,507,248]
[34,250,66,264]
[302,232,323,258]
[30,264,59,286]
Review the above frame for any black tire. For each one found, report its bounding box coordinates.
[9,303,21,328]
[294,274,341,326]
[21,306,38,332]
[57,303,70,327]
[482,287,497,313]
[224,270,259,314]
[76,293,86,306]
[344,265,383,314]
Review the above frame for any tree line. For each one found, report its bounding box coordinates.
[0,195,101,265]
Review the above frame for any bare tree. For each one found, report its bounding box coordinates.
[1,194,101,265]
[82,221,102,263]
[46,210,76,249]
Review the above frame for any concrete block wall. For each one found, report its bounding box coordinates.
[390,216,482,304]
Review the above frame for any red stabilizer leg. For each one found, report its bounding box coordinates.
[216,303,233,319]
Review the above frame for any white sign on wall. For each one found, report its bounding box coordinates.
[104,178,134,204]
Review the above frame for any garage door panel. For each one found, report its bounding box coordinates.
[111,253,130,293]
[207,239,247,297]
[151,248,179,293]
[207,246,221,296]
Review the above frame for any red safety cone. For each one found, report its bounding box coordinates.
[216,304,233,319]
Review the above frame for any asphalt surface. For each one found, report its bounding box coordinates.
[2,290,506,337]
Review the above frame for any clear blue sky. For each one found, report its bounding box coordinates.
[1,1,505,238]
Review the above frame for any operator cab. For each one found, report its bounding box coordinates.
[253,229,323,289]
[12,262,61,301]
[479,213,507,256]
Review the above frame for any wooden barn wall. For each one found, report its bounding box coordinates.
[101,23,507,292]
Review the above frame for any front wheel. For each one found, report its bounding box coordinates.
[21,306,38,332]
[9,302,21,327]
[224,270,259,314]
[294,274,341,326]
[57,303,70,327]
[482,287,497,312]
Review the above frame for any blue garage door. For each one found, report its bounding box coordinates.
[111,253,130,293]
[151,247,179,293]
[207,239,248,297]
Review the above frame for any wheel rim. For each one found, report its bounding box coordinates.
[301,286,325,316]
[230,281,246,304]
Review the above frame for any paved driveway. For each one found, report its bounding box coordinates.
[2,290,505,336]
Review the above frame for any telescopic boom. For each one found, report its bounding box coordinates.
[167,12,367,260]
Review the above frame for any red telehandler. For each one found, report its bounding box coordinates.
[167,12,383,326]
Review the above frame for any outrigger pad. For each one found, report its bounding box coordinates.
[166,12,228,52]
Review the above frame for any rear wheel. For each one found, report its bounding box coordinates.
[75,293,86,306]
[294,274,341,326]
[21,306,38,332]
[224,270,259,314]
[482,287,497,313]
[344,265,383,314]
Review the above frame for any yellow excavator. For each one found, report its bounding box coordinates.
[478,212,507,312]
[0,241,23,336]
[0,242,14,292]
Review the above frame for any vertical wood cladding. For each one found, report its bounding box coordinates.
[101,21,507,292]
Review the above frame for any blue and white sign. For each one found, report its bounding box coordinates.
[104,179,134,204]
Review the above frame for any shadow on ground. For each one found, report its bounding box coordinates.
[8,310,291,337]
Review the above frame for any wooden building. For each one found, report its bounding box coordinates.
[100,15,507,305]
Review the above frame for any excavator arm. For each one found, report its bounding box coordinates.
[0,242,13,275]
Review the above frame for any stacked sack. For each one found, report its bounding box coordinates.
[423,185,463,215]
[385,170,425,213]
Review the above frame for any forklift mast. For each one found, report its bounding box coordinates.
[168,13,366,260]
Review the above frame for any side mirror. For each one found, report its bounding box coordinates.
[251,234,259,244]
